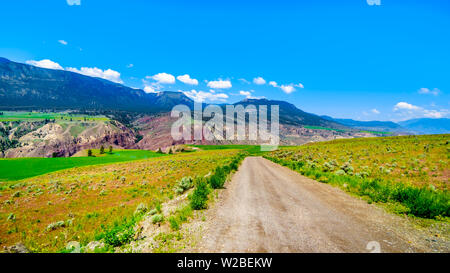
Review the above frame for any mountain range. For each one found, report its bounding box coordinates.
[0,57,343,128]
[0,57,448,157]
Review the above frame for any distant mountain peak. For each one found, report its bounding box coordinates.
[0,57,10,63]
[240,98,268,103]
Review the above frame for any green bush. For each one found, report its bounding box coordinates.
[151,214,164,224]
[96,216,137,247]
[190,177,211,210]
[174,176,193,194]
[209,166,227,189]
[168,216,180,230]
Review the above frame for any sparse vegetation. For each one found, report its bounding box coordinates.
[265,135,450,219]
[190,153,246,209]
[0,149,240,252]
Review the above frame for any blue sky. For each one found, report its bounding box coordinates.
[0,0,449,121]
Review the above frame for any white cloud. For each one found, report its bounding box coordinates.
[177,74,198,85]
[143,85,158,93]
[269,81,303,94]
[418,88,440,96]
[239,90,252,97]
[393,101,449,119]
[66,67,123,84]
[269,81,278,87]
[58,40,68,45]
[371,109,380,114]
[239,78,250,84]
[207,80,232,89]
[253,77,266,85]
[127,64,134,68]
[26,59,63,70]
[148,72,175,84]
[183,89,229,103]
[67,0,81,5]
[26,58,125,84]
[280,85,295,94]
[393,102,421,111]
[142,79,162,93]
[423,109,449,118]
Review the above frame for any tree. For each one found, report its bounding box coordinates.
[157,148,163,154]
[168,148,173,154]
[87,149,93,157]
[100,145,105,154]
[109,146,113,153]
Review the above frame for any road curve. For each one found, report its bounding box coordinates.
[194,157,430,253]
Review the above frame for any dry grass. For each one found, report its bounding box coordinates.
[0,149,239,252]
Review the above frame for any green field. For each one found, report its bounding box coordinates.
[0,111,109,122]
[0,150,165,181]
[190,144,264,154]
[303,125,392,135]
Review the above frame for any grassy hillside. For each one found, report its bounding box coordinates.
[0,149,240,252]
[265,134,449,219]
[0,150,164,181]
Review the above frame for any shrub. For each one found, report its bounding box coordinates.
[168,216,180,230]
[151,214,164,224]
[134,203,148,216]
[87,149,93,157]
[100,222,135,247]
[209,166,227,189]
[190,177,211,210]
[46,220,66,231]
[340,161,354,174]
[174,176,193,194]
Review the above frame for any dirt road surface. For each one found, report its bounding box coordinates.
[193,157,446,253]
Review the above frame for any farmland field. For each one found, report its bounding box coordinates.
[303,125,392,135]
[265,134,450,219]
[0,111,109,122]
[0,149,241,252]
[0,150,165,181]
[190,144,263,154]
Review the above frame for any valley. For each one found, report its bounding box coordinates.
[0,57,448,254]
[0,135,448,253]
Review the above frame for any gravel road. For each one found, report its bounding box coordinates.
[193,157,444,253]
